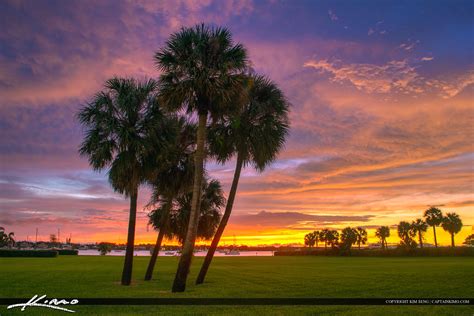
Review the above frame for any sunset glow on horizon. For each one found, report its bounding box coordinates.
[1,0,473,247]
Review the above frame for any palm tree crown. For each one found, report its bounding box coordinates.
[411,218,428,248]
[149,178,226,244]
[375,226,390,249]
[424,207,443,247]
[155,24,248,117]
[441,212,463,247]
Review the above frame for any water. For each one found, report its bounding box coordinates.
[78,249,274,257]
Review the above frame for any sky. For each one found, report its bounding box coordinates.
[1,0,473,246]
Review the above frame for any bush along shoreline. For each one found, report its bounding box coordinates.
[0,249,78,257]
[274,247,474,257]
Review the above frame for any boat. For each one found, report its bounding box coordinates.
[164,251,175,256]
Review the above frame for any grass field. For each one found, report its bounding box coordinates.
[1,256,473,315]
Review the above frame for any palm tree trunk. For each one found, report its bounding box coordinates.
[196,154,244,285]
[121,187,138,286]
[451,233,455,247]
[358,242,361,250]
[172,113,207,293]
[324,242,327,250]
[144,200,172,281]
[433,226,438,248]
[418,232,423,248]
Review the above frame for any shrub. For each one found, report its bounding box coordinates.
[56,249,78,255]
[274,247,474,257]
[0,249,58,257]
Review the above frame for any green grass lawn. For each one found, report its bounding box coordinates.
[1,256,473,315]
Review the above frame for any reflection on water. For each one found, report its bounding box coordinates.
[78,249,274,257]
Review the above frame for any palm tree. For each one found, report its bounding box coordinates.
[98,242,112,256]
[355,227,368,250]
[0,227,15,248]
[441,212,463,247]
[156,24,248,292]
[375,226,390,249]
[397,221,417,249]
[144,118,196,281]
[304,232,317,248]
[411,219,428,248]
[463,234,474,246]
[320,229,330,250]
[313,230,321,248]
[77,77,170,286]
[148,178,226,245]
[423,207,443,248]
[326,230,339,248]
[196,74,289,284]
[340,227,358,251]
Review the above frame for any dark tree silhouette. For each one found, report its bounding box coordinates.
[144,118,195,281]
[441,212,463,247]
[355,227,368,249]
[424,207,443,248]
[375,226,390,249]
[196,74,289,285]
[155,24,248,292]
[304,232,317,248]
[398,221,417,249]
[148,178,225,245]
[77,77,170,285]
[340,227,358,251]
[411,219,428,248]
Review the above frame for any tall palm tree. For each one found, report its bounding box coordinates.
[411,219,428,248]
[397,221,417,248]
[375,226,390,249]
[155,24,248,292]
[355,227,368,250]
[423,207,443,248]
[304,232,316,248]
[77,77,170,286]
[441,212,463,247]
[196,74,289,285]
[144,118,195,281]
[148,178,226,245]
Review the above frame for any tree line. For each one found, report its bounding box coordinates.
[77,24,289,292]
[304,207,465,250]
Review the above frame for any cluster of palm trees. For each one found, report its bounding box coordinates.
[0,227,15,248]
[398,207,463,248]
[304,227,368,250]
[305,207,464,251]
[77,24,289,292]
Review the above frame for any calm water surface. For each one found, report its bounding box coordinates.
[78,249,274,256]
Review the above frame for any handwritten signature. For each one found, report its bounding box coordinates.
[7,294,79,313]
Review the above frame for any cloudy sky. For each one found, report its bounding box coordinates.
[1,0,473,246]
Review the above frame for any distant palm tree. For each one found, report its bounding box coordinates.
[320,229,330,250]
[149,177,226,246]
[326,230,339,248]
[144,118,196,281]
[155,24,248,292]
[424,207,443,248]
[375,226,390,249]
[196,74,289,285]
[441,213,463,247]
[340,227,358,251]
[98,242,112,256]
[77,77,170,286]
[411,219,428,248]
[313,230,321,248]
[355,227,368,249]
[463,234,474,246]
[397,221,417,248]
[0,227,15,248]
[304,232,317,248]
